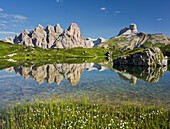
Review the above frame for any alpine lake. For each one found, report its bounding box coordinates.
[0,59,170,109]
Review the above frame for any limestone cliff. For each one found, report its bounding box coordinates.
[6,23,90,49]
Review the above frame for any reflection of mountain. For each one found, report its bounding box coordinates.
[113,65,168,84]
[6,63,106,86]
[118,73,137,85]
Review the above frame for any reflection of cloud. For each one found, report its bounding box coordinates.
[0,8,3,12]
[0,31,17,34]
[0,75,18,78]
[115,11,121,14]
[100,7,106,11]
[157,18,162,21]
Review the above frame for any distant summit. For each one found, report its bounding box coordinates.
[5,23,170,50]
[5,23,91,49]
[118,23,138,36]
[86,37,107,47]
[97,23,170,50]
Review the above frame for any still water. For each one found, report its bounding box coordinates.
[0,62,170,108]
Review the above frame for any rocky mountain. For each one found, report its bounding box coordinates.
[86,37,107,47]
[5,23,91,49]
[97,24,170,50]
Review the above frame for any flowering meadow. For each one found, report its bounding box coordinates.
[0,97,169,128]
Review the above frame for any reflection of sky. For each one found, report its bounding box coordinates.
[0,65,170,108]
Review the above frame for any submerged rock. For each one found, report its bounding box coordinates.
[113,47,168,67]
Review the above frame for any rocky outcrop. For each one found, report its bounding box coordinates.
[6,23,90,49]
[52,23,90,48]
[113,47,168,67]
[97,24,170,50]
[5,37,14,43]
[86,37,107,47]
[118,23,138,36]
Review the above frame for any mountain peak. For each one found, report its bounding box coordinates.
[129,24,138,33]
[118,23,138,36]
[67,23,80,32]
[37,24,44,30]
[6,23,90,49]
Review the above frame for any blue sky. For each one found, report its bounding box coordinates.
[0,0,169,39]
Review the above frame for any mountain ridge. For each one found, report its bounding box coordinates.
[97,24,170,50]
[4,23,170,50]
[5,23,92,49]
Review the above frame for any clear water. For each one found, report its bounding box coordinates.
[0,62,170,108]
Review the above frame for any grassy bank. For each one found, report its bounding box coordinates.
[0,97,169,128]
[0,41,119,59]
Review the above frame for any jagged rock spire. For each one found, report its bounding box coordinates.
[118,23,138,36]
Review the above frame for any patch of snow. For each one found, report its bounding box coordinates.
[7,59,17,62]
[7,53,17,57]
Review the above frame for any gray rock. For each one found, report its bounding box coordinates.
[5,23,91,49]
[113,47,168,67]
[53,23,90,48]
[118,23,138,36]
[86,37,106,47]
[5,37,14,43]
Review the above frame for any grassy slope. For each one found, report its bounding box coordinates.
[0,41,119,59]
[97,33,170,51]
[0,41,118,70]
[96,37,128,49]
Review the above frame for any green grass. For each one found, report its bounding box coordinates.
[142,42,152,48]
[160,44,170,57]
[0,41,121,59]
[97,37,128,49]
[154,43,166,48]
[0,97,169,128]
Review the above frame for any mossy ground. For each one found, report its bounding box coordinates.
[0,97,169,128]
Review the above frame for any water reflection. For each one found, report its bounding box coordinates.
[5,63,168,85]
[1,62,170,108]
[5,63,107,86]
[113,65,168,84]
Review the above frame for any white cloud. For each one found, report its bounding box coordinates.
[100,7,106,11]
[157,18,162,21]
[0,31,17,34]
[0,20,9,23]
[0,13,27,22]
[0,24,7,27]
[115,11,121,14]
[56,0,62,3]
[0,8,3,12]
